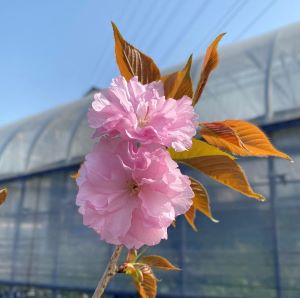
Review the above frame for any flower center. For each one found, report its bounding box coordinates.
[138,105,150,128]
[138,118,148,128]
[128,180,139,195]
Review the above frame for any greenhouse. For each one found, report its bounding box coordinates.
[0,22,300,298]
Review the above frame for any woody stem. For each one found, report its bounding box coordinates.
[92,245,123,298]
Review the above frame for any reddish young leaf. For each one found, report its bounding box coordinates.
[112,22,161,84]
[200,122,242,147]
[70,163,83,180]
[184,204,197,231]
[126,249,138,263]
[200,120,292,160]
[123,260,160,298]
[185,178,218,231]
[192,33,225,106]
[0,188,8,205]
[124,263,144,284]
[128,264,157,298]
[162,55,193,99]
[135,270,157,298]
[192,178,218,220]
[181,156,265,201]
[139,255,180,271]
[70,172,79,180]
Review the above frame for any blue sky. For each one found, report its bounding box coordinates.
[1,0,300,126]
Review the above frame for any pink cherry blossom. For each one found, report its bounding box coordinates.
[76,137,193,249]
[88,76,198,152]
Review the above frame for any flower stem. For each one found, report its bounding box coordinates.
[92,245,123,298]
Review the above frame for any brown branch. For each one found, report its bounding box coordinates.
[92,245,123,298]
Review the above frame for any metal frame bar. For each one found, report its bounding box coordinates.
[268,154,282,298]
[26,177,42,284]
[24,116,55,171]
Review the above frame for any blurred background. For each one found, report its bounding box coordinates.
[0,0,300,297]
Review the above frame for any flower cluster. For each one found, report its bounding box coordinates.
[76,76,198,248]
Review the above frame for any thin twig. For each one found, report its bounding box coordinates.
[92,245,123,298]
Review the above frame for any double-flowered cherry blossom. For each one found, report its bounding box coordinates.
[88,76,198,152]
[76,137,193,249]
[76,76,198,248]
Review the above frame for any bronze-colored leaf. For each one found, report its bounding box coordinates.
[139,255,180,271]
[162,55,193,99]
[126,249,138,263]
[200,120,292,160]
[184,204,197,231]
[0,188,8,205]
[70,171,79,180]
[184,178,217,231]
[124,263,144,284]
[191,178,218,220]
[182,156,265,201]
[112,22,161,84]
[200,121,242,147]
[135,270,157,298]
[192,33,225,106]
[127,264,157,298]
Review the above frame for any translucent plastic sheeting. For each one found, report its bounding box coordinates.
[27,99,92,172]
[0,167,275,296]
[1,121,300,297]
[0,96,94,180]
[194,22,300,123]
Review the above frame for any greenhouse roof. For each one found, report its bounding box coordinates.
[1,22,300,180]
[194,21,300,123]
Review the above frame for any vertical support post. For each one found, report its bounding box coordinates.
[268,155,281,298]
[26,178,41,283]
[264,33,278,122]
[51,289,57,298]
[179,217,186,296]
[50,171,68,293]
[10,181,26,282]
